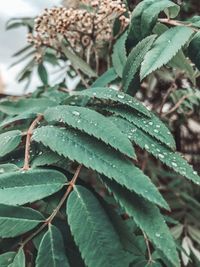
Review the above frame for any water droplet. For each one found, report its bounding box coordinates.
[172,162,177,167]
[155,233,161,237]
[0,168,4,173]
[158,154,164,159]
[154,129,159,133]
[72,111,80,116]
[148,122,153,125]
[117,94,124,99]
[193,171,198,175]
[145,144,149,149]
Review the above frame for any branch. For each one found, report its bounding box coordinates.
[162,94,193,117]
[20,164,82,248]
[142,231,153,264]
[159,83,177,115]
[158,18,199,32]
[22,114,43,170]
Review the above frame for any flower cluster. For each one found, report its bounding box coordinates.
[28,0,129,56]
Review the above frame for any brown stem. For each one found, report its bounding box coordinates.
[158,18,199,32]
[20,165,82,248]
[22,114,43,170]
[159,83,177,115]
[142,231,153,264]
[162,94,193,117]
[75,68,90,88]
[46,164,82,224]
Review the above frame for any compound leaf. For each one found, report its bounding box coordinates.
[33,126,169,209]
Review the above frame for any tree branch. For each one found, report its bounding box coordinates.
[22,114,43,170]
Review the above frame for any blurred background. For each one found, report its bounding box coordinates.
[0,0,61,95]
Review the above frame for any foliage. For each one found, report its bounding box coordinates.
[1,0,200,266]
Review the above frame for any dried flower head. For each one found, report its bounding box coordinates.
[28,0,129,58]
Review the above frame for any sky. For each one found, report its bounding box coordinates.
[0,0,62,95]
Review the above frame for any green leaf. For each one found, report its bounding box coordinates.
[0,252,16,267]
[6,17,34,30]
[76,87,151,117]
[141,0,180,37]
[0,204,44,238]
[112,31,128,77]
[169,49,195,84]
[103,178,180,267]
[38,63,48,85]
[153,23,195,84]
[153,23,196,85]
[188,32,200,70]
[32,149,63,168]
[140,26,194,79]
[61,44,97,77]
[0,169,66,205]
[122,35,156,93]
[33,126,169,209]
[188,226,200,245]
[0,164,19,173]
[128,0,161,43]
[171,224,184,240]
[106,106,176,149]
[186,15,200,28]
[8,249,25,267]
[0,113,36,129]
[0,130,22,158]
[67,185,130,267]
[0,98,57,115]
[91,68,117,87]
[12,44,33,57]
[36,224,70,267]
[44,105,136,158]
[110,116,200,185]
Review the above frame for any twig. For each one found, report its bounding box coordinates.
[20,164,82,248]
[142,231,153,264]
[158,18,199,32]
[159,83,177,115]
[162,94,193,117]
[75,68,90,88]
[46,164,82,224]
[22,114,43,170]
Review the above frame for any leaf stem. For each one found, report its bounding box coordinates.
[158,18,199,32]
[22,114,43,170]
[162,94,193,117]
[142,231,153,264]
[20,165,82,248]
